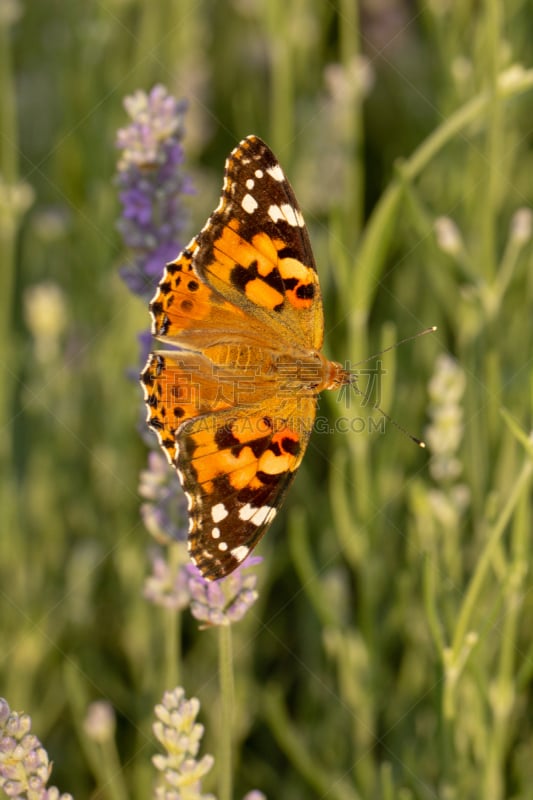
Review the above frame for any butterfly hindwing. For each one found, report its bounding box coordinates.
[178,399,316,579]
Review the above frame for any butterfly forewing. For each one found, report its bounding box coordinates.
[196,137,324,350]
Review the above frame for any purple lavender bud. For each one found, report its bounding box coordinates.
[144,551,191,611]
[115,84,191,301]
[139,451,188,544]
[187,557,262,626]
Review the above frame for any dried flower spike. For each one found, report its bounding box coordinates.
[152,688,215,800]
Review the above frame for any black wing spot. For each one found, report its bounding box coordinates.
[215,425,241,450]
[281,436,300,456]
[231,261,257,291]
[263,267,285,294]
[141,369,154,387]
[277,246,301,261]
[282,278,299,291]
[256,470,287,486]
[296,283,315,300]
[249,436,271,458]
[269,441,282,456]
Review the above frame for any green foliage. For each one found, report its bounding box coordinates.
[1,1,533,798]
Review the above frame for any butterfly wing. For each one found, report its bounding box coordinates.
[142,350,316,579]
[197,136,324,350]
[142,135,325,579]
[149,136,324,353]
[181,398,316,580]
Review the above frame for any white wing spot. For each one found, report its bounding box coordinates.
[242,193,258,214]
[231,546,250,563]
[211,527,221,539]
[255,169,264,178]
[239,504,276,526]
[246,178,254,190]
[267,164,285,182]
[211,503,229,523]
[267,203,304,227]
[218,541,228,552]
[239,503,256,521]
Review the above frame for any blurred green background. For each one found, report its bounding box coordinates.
[1,1,533,798]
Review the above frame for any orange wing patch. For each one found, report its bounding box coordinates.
[141,351,238,463]
[150,243,248,342]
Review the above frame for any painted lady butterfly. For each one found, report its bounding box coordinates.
[141,135,351,580]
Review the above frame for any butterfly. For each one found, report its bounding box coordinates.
[141,135,351,580]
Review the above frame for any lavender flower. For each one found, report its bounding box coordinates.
[425,354,467,483]
[115,84,192,300]
[83,701,115,745]
[152,689,267,799]
[187,558,262,626]
[152,689,215,800]
[144,550,191,611]
[423,354,470,534]
[139,451,189,545]
[0,698,72,800]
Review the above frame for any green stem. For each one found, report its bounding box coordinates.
[288,507,337,627]
[479,0,503,282]
[218,624,234,800]
[94,739,129,800]
[262,687,360,800]
[266,0,294,156]
[164,545,183,689]
[0,20,18,467]
[338,0,364,247]
[451,458,533,662]
[482,471,530,799]
[351,66,533,316]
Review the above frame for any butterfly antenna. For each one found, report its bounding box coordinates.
[347,377,426,448]
[349,326,438,368]
[346,326,437,449]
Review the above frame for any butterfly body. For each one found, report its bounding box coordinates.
[141,135,349,580]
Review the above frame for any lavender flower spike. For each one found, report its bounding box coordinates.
[116,84,192,300]
[152,688,215,800]
[187,557,262,626]
[0,697,72,800]
[139,451,189,545]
